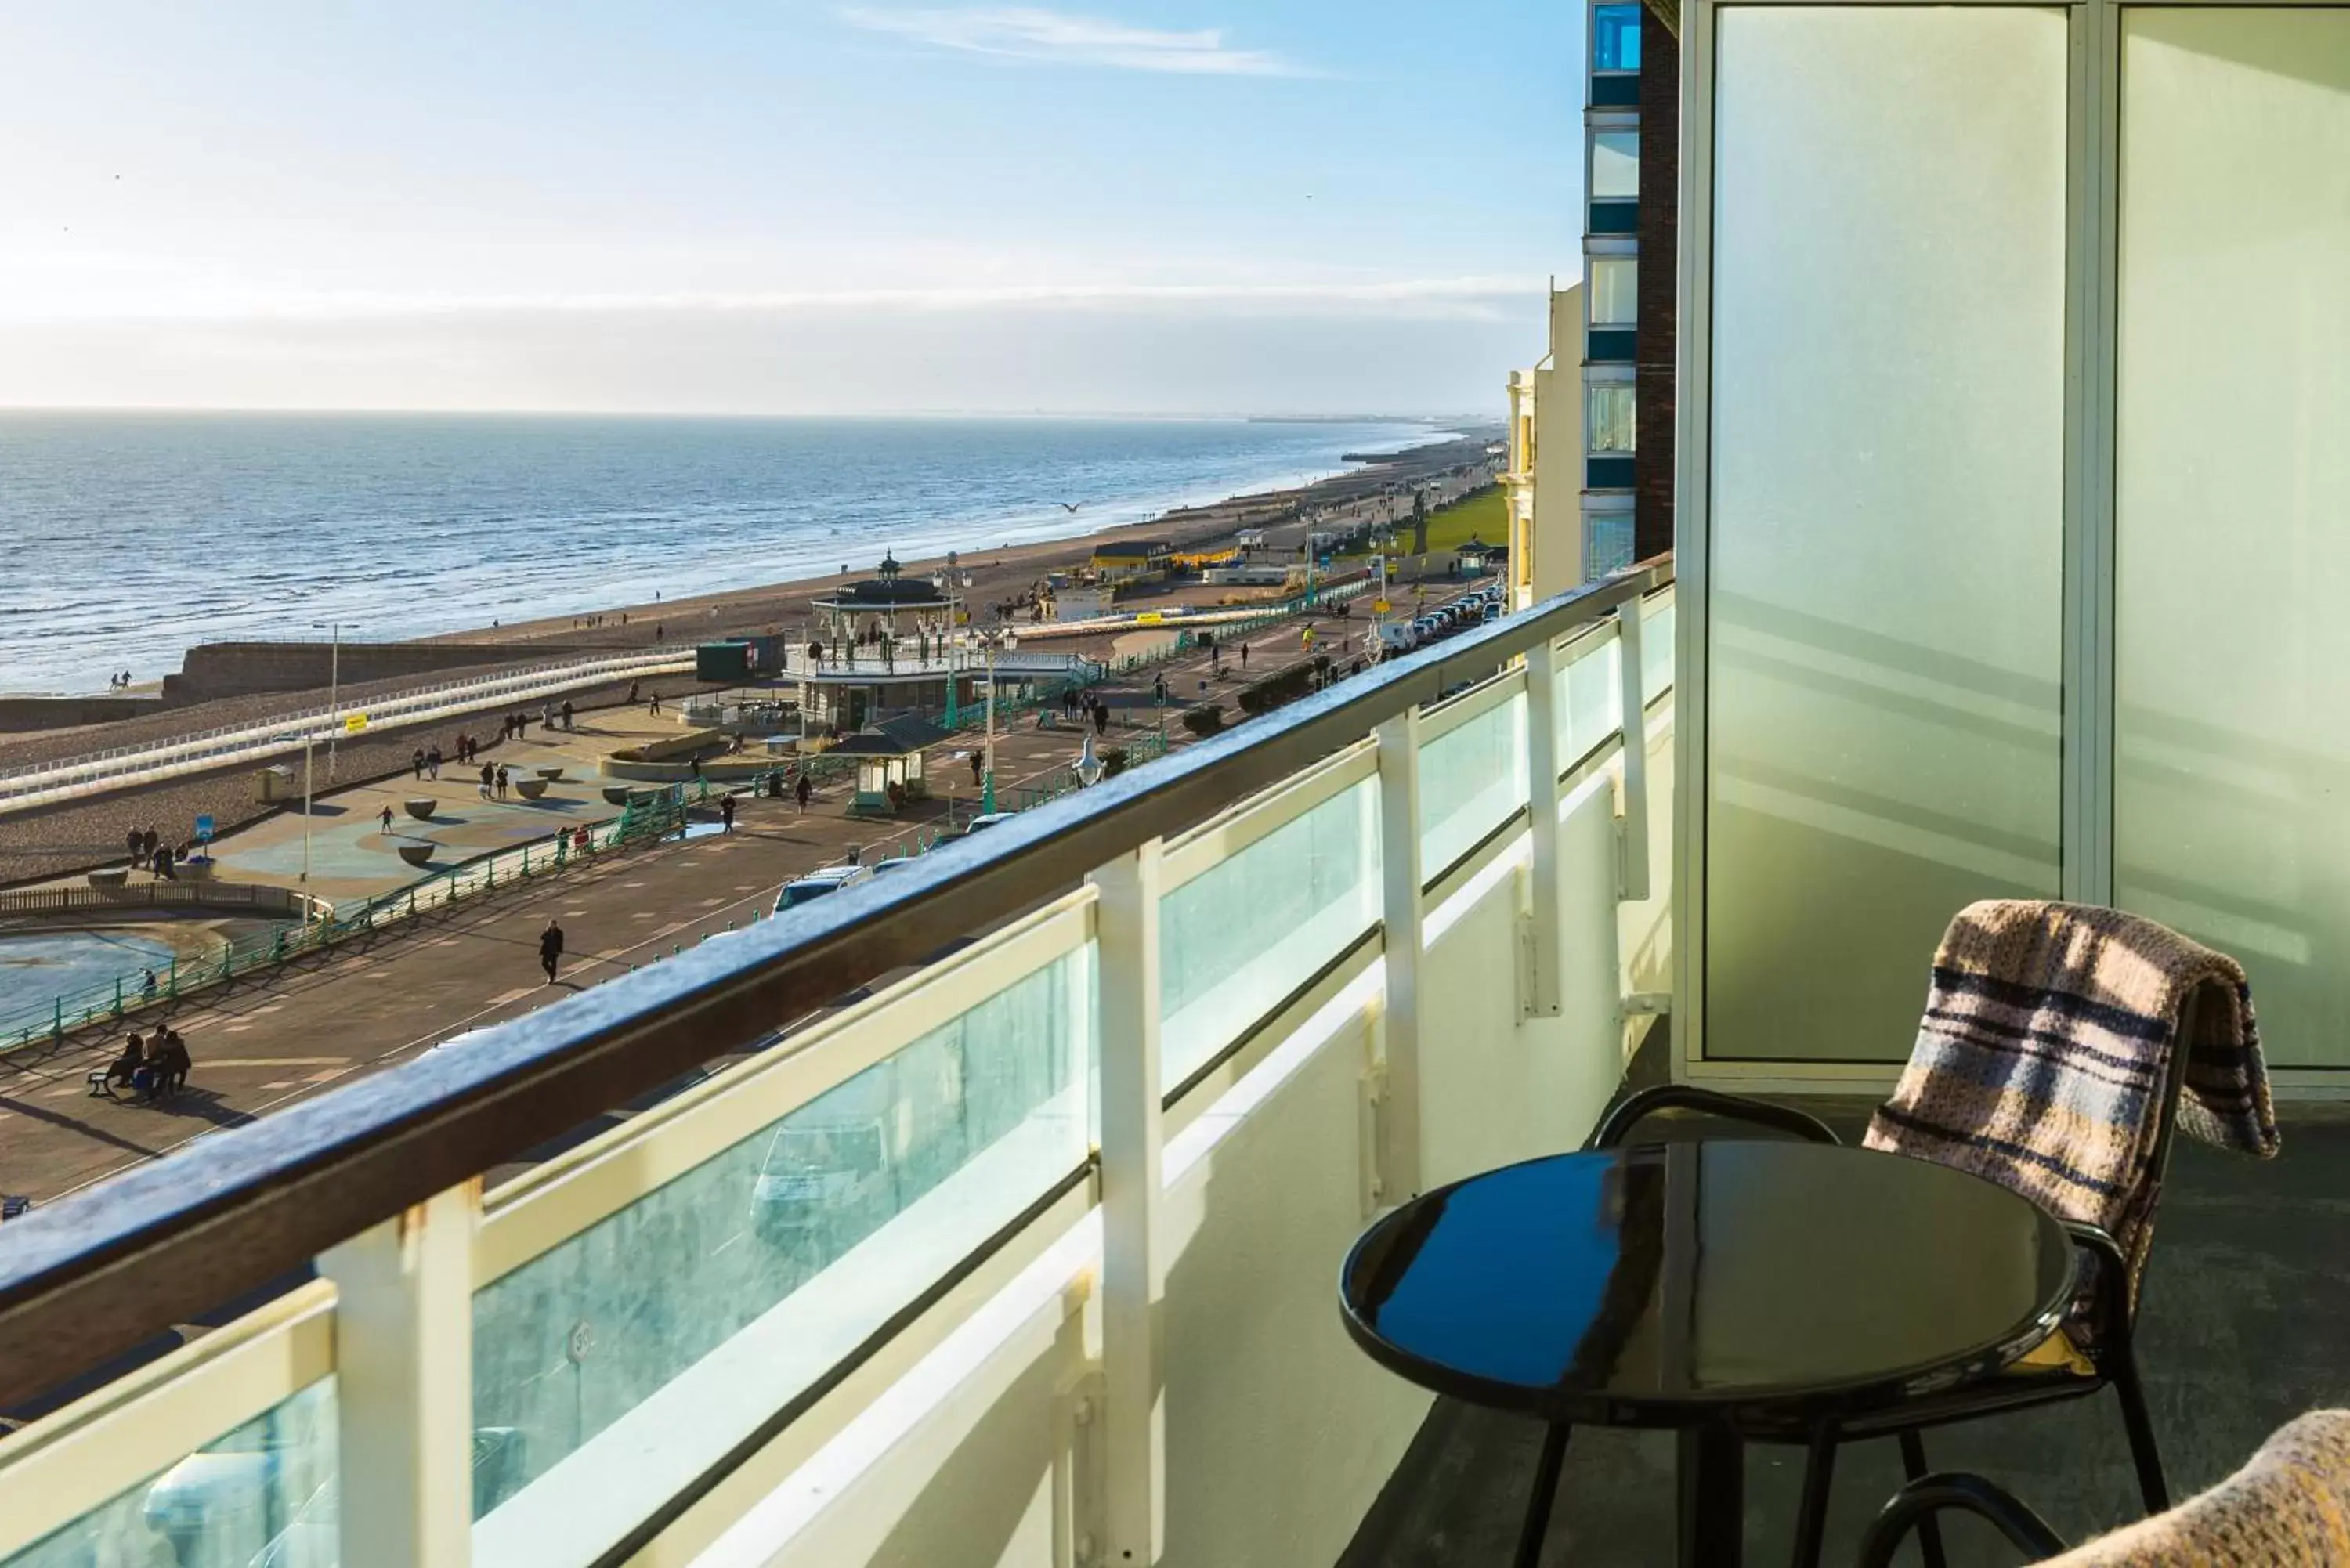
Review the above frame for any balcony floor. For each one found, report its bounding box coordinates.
[1340,1044,2350,1565]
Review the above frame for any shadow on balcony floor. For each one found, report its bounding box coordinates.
[1339,1039,2350,1566]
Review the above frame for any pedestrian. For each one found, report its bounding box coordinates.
[154,844,175,880]
[720,792,736,834]
[1093,700,1109,736]
[140,969,157,1002]
[495,764,510,800]
[479,761,495,802]
[103,1034,143,1095]
[1241,641,1250,670]
[539,918,565,985]
[141,828,158,862]
[649,692,663,716]
[411,747,425,780]
[689,755,702,781]
[627,680,640,705]
[428,743,443,779]
[562,699,574,730]
[379,804,394,834]
[970,750,984,788]
[125,827,143,867]
[795,772,812,812]
[155,1029,190,1097]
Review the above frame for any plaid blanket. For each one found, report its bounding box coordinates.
[2054,1409,2350,1563]
[1862,901,2279,1313]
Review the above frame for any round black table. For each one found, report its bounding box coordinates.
[1339,1140,2075,1566]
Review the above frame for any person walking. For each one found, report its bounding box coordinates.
[539,919,565,985]
[495,764,510,800]
[125,827,143,868]
[141,828,159,863]
[1093,700,1109,736]
[649,692,663,716]
[479,761,495,802]
[970,749,984,789]
[411,747,425,781]
[379,804,395,834]
[719,792,736,834]
[795,772,812,812]
[562,699,575,731]
[1240,641,1250,670]
[428,743,443,779]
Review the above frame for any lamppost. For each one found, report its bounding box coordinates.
[315,621,343,779]
[981,641,998,815]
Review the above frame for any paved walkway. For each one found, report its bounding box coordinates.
[0,612,1357,1203]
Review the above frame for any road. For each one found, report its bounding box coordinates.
[0,605,1386,1203]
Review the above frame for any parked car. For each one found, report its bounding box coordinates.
[773,863,873,912]
[960,812,1019,835]
[1481,602,1503,623]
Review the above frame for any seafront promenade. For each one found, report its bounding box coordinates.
[0,612,1347,1202]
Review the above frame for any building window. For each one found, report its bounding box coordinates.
[1594,5,1643,72]
[1591,132,1640,201]
[1589,385,1636,454]
[1590,258,1637,327]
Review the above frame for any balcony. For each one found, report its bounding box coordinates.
[0,563,1677,1568]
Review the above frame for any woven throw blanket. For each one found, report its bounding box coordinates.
[1862,901,2279,1307]
[2053,1408,2350,1563]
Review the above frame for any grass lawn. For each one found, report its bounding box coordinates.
[1336,486,1507,559]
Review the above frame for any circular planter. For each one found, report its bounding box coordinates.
[86,867,128,888]
[536,767,565,782]
[397,843,436,868]
[515,779,549,800]
[602,785,636,806]
[403,799,436,821]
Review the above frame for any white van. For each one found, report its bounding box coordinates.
[1374,623,1419,658]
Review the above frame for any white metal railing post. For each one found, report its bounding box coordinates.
[1090,843,1164,1568]
[1374,710,1425,1203]
[1614,603,1651,901]
[1521,639,1564,1017]
[319,1182,479,1568]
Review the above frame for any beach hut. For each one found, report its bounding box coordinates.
[830,714,952,816]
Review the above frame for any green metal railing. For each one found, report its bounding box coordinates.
[0,787,696,1054]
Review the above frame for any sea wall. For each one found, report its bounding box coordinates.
[0,697,168,734]
[162,641,604,706]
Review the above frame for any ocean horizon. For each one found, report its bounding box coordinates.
[0,411,1455,698]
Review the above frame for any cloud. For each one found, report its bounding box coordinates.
[839,6,1311,76]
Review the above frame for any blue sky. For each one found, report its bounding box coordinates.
[0,2,1589,414]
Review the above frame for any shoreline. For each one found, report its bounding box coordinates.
[424,429,1498,653]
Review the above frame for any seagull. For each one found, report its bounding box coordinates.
[1058,501,1082,513]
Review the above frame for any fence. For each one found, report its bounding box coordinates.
[0,789,696,1054]
[0,883,321,920]
[0,649,696,811]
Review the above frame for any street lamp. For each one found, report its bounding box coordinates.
[302,620,348,883]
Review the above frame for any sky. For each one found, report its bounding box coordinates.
[0,2,1589,417]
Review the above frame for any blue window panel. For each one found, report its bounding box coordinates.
[1589,201,1639,236]
[1586,327,1636,363]
[1595,5,1643,70]
[1587,455,1637,490]
[1592,74,1642,108]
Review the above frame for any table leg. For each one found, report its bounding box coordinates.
[1513,1423,1571,1568]
[1677,1427,1744,1567]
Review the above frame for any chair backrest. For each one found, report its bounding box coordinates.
[1863,901,2269,1320]
[2048,1409,2350,1564]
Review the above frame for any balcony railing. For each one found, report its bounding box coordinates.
[0,556,1672,1568]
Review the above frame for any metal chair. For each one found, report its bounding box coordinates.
[1586,1042,2193,1568]
[1856,1409,2350,1566]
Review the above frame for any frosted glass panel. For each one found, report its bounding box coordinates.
[1160,779,1379,1089]
[1420,691,1528,877]
[3,1380,338,1568]
[2117,10,2350,1068]
[472,948,1091,1563]
[1556,630,1623,772]
[1705,8,2066,1061]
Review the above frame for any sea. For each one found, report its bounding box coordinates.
[0,412,1455,697]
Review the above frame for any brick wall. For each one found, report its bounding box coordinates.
[1635,9,1680,565]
